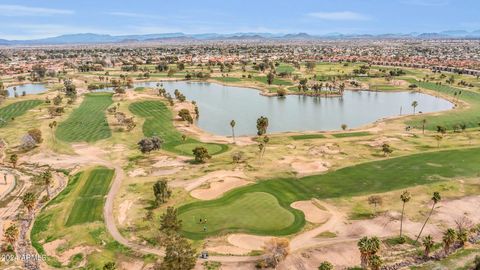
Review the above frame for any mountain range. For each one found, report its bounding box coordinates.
[1,30,480,45]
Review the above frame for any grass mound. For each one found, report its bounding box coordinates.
[56,93,113,142]
[332,131,371,138]
[290,134,326,140]
[129,100,228,156]
[0,99,43,128]
[179,147,480,239]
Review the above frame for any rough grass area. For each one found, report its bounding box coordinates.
[253,76,293,86]
[129,100,228,156]
[332,131,371,138]
[0,99,43,128]
[179,147,480,239]
[31,167,124,268]
[290,134,326,140]
[405,80,480,130]
[56,93,113,142]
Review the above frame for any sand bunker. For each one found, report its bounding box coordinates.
[227,234,272,251]
[0,172,15,199]
[291,200,330,224]
[127,168,147,177]
[152,155,186,168]
[191,177,251,200]
[207,245,251,256]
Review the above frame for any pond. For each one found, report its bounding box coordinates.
[134,81,454,136]
[6,84,47,97]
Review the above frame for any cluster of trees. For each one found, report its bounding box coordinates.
[113,110,136,132]
[192,147,211,163]
[138,136,164,154]
[178,109,193,124]
[20,128,43,150]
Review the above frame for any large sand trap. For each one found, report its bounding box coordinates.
[281,156,330,175]
[207,245,251,255]
[191,177,251,200]
[291,200,330,224]
[227,234,272,251]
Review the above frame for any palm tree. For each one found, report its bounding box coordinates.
[3,224,19,248]
[22,192,36,216]
[230,120,236,143]
[411,101,418,114]
[369,255,382,270]
[422,119,427,135]
[49,121,57,142]
[399,190,411,239]
[262,136,270,157]
[357,237,369,269]
[442,228,456,255]
[415,192,441,243]
[41,169,53,198]
[434,134,443,148]
[422,235,434,258]
[9,154,18,168]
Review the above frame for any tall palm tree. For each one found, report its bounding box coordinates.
[421,119,427,135]
[422,235,434,258]
[415,192,441,243]
[399,190,411,239]
[230,120,236,143]
[442,228,456,255]
[411,101,418,114]
[22,192,36,216]
[42,169,53,198]
[262,136,270,157]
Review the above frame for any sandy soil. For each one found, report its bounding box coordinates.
[172,169,248,192]
[151,155,187,168]
[118,199,133,226]
[280,156,330,175]
[119,260,145,270]
[358,136,400,147]
[127,168,148,177]
[191,177,251,200]
[0,172,15,199]
[308,143,341,156]
[291,200,330,224]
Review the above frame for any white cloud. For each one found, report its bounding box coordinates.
[0,4,73,16]
[308,11,370,21]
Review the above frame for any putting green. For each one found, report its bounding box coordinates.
[179,192,295,236]
[179,147,480,239]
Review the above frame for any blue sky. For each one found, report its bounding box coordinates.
[0,0,479,39]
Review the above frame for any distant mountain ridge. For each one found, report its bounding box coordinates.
[2,30,480,45]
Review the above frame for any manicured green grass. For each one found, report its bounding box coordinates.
[290,134,326,140]
[405,80,480,130]
[213,77,242,83]
[253,76,293,86]
[129,100,228,156]
[65,167,114,226]
[179,147,480,239]
[56,93,113,142]
[179,192,295,236]
[276,64,295,73]
[0,99,43,128]
[332,131,371,138]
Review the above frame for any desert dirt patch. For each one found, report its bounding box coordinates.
[43,239,95,265]
[280,156,330,175]
[118,199,134,225]
[291,200,330,224]
[358,136,400,147]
